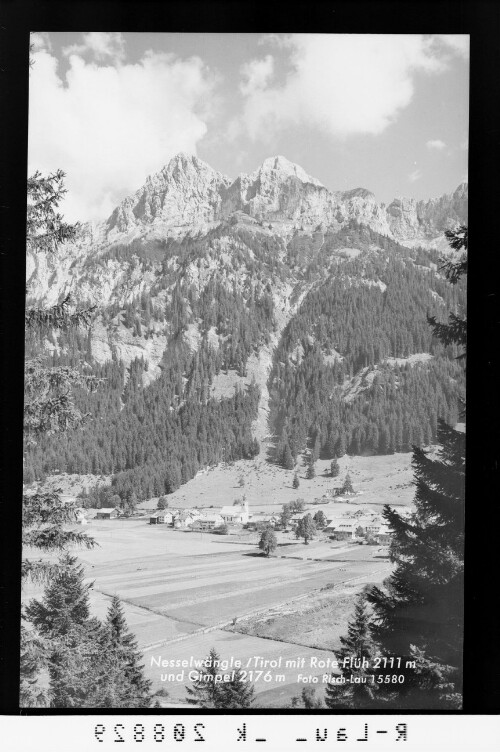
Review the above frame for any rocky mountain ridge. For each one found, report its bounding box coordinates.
[101,152,467,246]
[26,152,467,309]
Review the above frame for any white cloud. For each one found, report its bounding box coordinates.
[408,168,422,183]
[432,34,469,60]
[31,32,53,53]
[240,54,274,96]
[62,32,126,64]
[28,36,217,221]
[235,34,461,142]
[426,139,446,150]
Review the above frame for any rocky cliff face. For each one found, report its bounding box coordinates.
[386,183,468,243]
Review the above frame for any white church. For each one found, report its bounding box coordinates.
[219,501,250,525]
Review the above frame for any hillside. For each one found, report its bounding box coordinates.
[25,154,467,501]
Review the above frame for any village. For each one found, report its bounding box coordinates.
[72,483,395,549]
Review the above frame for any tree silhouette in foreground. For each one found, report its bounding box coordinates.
[186,648,254,708]
[21,168,98,706]
[104,596,153,707]
[367,226,466,708]
[325,597,380,709]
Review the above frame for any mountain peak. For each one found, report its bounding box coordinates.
[256,155,324,187]
[341,187,376,201]
[166,152,207,168]
[106,153,230,235]
[159,152,226,179]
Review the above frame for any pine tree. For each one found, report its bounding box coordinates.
[25,554,91,637]
[364,228,467,708]
[280,504,293,530]
[330,456,340,477]
[23,554,112,707]
[22,490,96,584]
[23,169,98,585]
[427,226,467,363]
[342,473,354,494]
[219,669,255,708]
[22,168,100,705]
[186,648,224,708]
[306,458,316,479]
[367,420,465,708]
[325,597,380,709]
[104,596,153,707]
[47,618,118,708]
[293,472,300,489]
[25,170,98,445]
[281,442,295,470]
[295,514,316,545]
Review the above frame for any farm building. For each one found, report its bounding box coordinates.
[290,511,310,527]
[149,511,173,525]
[327,521,365,540]
[363,518,383,535]
[246,513,278,530]
[220,502,249,525]
[173,510,202,529]
[375,524,392,544]
[96,508,120,520]
[192,515,224,531]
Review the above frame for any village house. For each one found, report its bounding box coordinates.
[245,513,278,530]
[327,521,365,540]
[363,517,383,535]
[192,514,225,531]
[96,507,120,520]
[375,524,392,544]
[149,511,174,525]
[290,511,310,526]
[173,510,202,529]
[220,502,249,525]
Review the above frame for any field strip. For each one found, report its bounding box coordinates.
[137,562,346,611]
[89,554,289,585]
[93,562,345,634]
[140,566,391,653]
[93,557,322,595]
[104,562,313,598]
[80,546,252,570]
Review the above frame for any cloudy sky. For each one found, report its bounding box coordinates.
[29,32,469,222]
